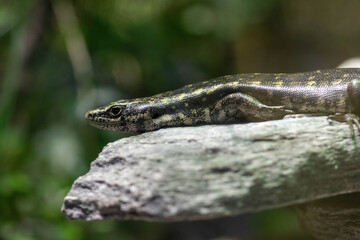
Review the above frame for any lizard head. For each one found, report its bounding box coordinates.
[85,100,159,133]
[85,97,194,133]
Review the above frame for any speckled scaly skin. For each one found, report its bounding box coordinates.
[86,68,360,133]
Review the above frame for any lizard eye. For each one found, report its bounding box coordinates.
[109,106,122,117]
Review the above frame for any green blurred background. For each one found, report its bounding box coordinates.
[1,0,360,239]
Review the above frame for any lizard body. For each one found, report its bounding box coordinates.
[86,68,360,133]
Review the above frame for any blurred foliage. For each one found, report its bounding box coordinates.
[1,0,360,239]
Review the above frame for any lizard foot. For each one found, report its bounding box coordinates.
[328,113,360,140]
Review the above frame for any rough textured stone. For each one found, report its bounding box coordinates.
[62,116,360,221]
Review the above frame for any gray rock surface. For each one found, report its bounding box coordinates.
[62,116,360,221]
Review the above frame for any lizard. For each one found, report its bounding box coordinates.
[85,68,360,136]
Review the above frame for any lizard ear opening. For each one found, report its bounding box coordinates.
[151,112,161,119]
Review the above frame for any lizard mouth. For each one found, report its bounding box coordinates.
[85,111,119,126]
[86,117,121,131]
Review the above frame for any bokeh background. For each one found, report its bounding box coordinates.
[1,0,360,239]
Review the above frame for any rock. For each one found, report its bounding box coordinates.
[337,57,360,68]
[62,116,360,222]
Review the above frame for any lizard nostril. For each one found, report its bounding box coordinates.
[86,111,94,119]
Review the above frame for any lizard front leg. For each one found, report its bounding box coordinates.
[328,113,360,141]
[328,79,360,140]
[210,92,294,123]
